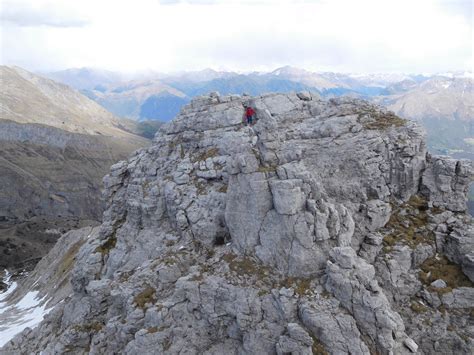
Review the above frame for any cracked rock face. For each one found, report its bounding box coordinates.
[2,92,473,354]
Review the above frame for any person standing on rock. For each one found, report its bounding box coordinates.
[245,105,256,125]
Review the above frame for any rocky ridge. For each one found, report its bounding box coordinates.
[2,92,473,354]
[0,66,141,138]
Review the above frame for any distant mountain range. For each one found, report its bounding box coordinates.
[46,67,126,91]
[81,79,188,122]
[378,76,473,160]
[44,66,473,155]
[44,66,417,121]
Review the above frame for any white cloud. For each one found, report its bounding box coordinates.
[0,0,90,27]
[0,0,472,73]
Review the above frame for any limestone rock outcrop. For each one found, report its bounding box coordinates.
[2,92,473,354]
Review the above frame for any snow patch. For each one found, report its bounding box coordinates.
[0,281,52,347]
[0,270,18,306]
[0,281,18,307]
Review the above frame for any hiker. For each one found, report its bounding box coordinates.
[245,106,256,125]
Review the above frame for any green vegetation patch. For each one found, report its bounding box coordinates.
[168,139,180,150]
[73,322,104,333]
[192,147,219,163]
[163,338,172,351]
[419,255,473,295]
[311,335,329,355]
[222,253,268,280]
[280,277,313,296]
[95,236,117,256]
[134,285,157,309]
[410,300,429,314]
[190,273,205,282]
[95,215,127,256]
[118,270,135,282]
[358,108,407,130]
[257,165,277,174]
[383,195,434,252]
[163,256,178,266]
[59,239,86,274]
[222,253,314,297]
[148,325,169,333]
[195,180,208,195]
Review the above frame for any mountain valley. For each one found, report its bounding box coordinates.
[0,66,150,273]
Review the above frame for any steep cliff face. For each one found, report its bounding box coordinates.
[2,93,473,354]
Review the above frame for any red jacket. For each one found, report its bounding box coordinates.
[246,107,256,117]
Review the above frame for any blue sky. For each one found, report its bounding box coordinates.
[0,0,472,73]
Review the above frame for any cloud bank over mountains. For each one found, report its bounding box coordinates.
[0,0,472,73]
[0,0,90,27]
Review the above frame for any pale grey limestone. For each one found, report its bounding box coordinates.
[2,92,473,355]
